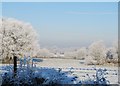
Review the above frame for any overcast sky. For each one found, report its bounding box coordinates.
[2,2,118,48]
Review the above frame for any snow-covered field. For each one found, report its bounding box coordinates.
[35,58,118,84]
[0,58,118,84]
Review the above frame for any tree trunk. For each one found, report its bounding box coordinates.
[13,56,17,77]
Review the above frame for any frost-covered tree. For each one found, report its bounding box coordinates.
[0,18,40,62]
[106,47,118,63]
[106,41,118,64]
[76,47,87,60]
[0,19,2,61]
[88,40,106,65]
[85,56,97,65]
[37,48,55,58]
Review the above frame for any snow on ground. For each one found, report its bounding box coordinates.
[0,58,118,84]
[35,58,118,84]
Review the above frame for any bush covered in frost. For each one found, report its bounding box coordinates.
[81,68,110,85]
[1,57,78,86]
[1,57,110,85]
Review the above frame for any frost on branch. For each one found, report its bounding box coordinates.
[0,18,40,62]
